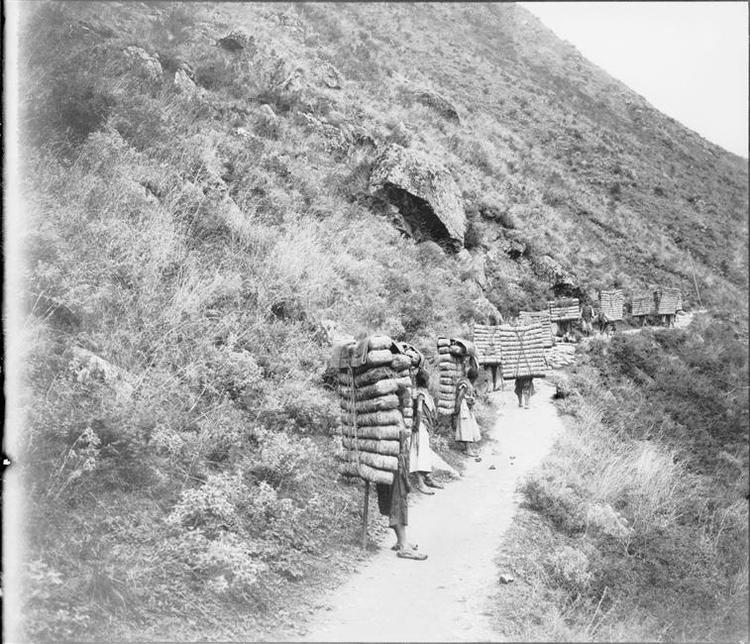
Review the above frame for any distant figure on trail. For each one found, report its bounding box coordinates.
[454,365,481,458]
[514,376,535,409]
[581,302,594,336]
[409,368,444,495]
[597,310,614,335]
[376,384,427,560]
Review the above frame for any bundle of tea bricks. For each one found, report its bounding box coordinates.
[398,344,423,431]
[631,291,656,316]
[472,324,502,364]
[548,298,580,322]
[336,335,412,485]
[599,290,624,321]
[436,336,461,416]
[519,310,553,347]
[498,323,550,379]
[656,287,681,315]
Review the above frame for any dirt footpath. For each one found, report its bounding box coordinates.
[294,380,563,642]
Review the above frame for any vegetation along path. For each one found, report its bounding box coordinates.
[293,380,563,642]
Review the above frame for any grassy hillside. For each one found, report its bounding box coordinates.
[494,315,748,641]
[10,1,748,641]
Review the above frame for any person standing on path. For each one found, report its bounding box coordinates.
[514,376,535,409]
[375,384,427,560]
[409,368,444,495]
[454,365,481,458]
[581,301,594,336]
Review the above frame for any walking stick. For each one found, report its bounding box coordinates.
[361,480,370,549]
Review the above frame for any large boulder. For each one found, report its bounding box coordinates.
[533,254,578,290]
[369,144,465,249]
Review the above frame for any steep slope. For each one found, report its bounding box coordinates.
[11,1,748,641]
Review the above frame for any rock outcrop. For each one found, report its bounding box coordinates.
[318,63,342,89]
[123,46,162,81]
[369,144,465,249]
[218,30,254,52]
[69,347,134,401]
[532,254,578,290]
[416,90,460,123]
[174,68,197,94]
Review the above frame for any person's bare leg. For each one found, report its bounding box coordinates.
[393,524,408,549]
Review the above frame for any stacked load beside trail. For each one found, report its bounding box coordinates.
[519,310,553,347]
[656,287,681,315]
[548,298,580,322]
[333,335,412,485]
[472,324,502,364]
[599,289,624,321]
[631,291,657,317]
[436,337,472,416]
[498,323,550,380]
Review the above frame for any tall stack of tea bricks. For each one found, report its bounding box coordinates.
[656,287,681,315]
[436,337,470,416]
[472,324,502,365]
[599,289,624,321]
[497,323,550,380]
[631,291,657,317]
[519,310,554,347]
[334,335,411,485]
[548,298,580,322]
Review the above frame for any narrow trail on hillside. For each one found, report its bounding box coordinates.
[290,380,564,643]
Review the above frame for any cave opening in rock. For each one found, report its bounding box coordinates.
[378,182,461,252]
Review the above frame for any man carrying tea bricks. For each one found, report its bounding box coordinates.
[581,301,594,336]
[515,376,535,409]
[376,382,428,560]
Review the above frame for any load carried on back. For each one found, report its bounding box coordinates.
[548,297,580,337]
[518,310,554,347]
[598,289,624,321]
[497,323,550,380]
[630,290,657,317]
[333,335,412,485]
[436,337,476,417]
[548,298,580,322]
[395,341,425,432]
[655,287,682,315]
[471,324,502,365]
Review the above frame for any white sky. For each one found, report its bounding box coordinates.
[520,1,749,158]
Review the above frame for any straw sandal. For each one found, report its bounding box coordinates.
[397,546,428,561]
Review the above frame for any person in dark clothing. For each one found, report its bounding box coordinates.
[375,383,427,560]
[581,302,594,336]
[514,376,535,409]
